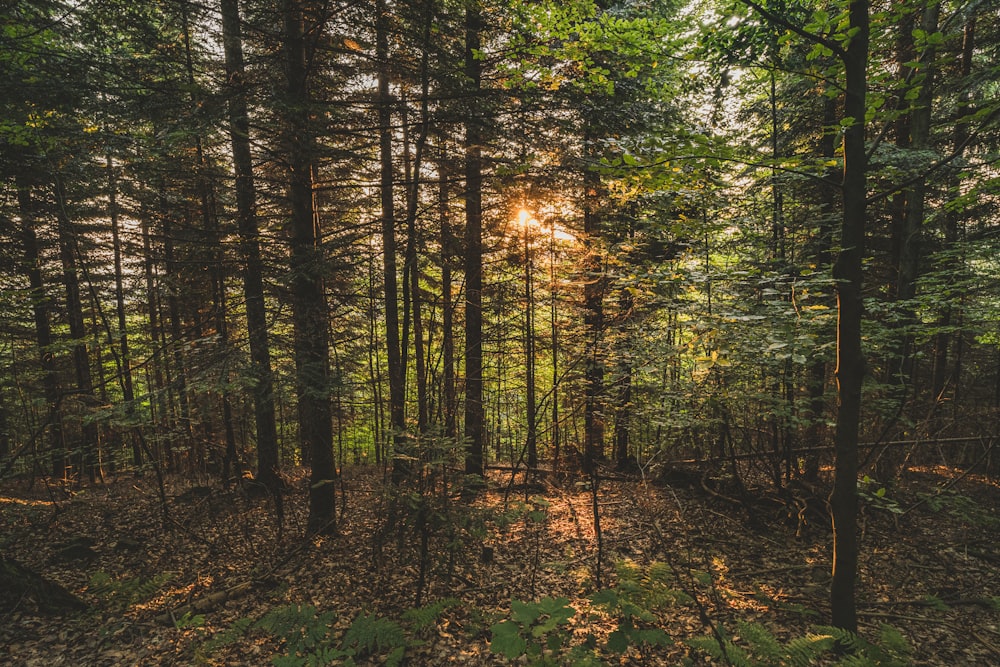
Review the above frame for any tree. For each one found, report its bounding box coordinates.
[463,2,485,482]
[280,0,335,534]
[220,0,282,495]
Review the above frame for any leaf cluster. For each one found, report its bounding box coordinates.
[687,621,911,666]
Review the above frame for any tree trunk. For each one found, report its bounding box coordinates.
[830,0,869,633]
[53,177,99,482]
[892,3,939,398]
[463,4,485,481]
[282,0,335,534]
[108,154,141,469]
[15,177,64,478]
[439,148,457,443]
[582,133,605,474]
[525,222,538,470]
[220,0,281,492]
[404,12,433,437]
[376,0,408,483]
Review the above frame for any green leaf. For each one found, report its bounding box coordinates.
[490,621,527,659]
[607,628,629,653]
[511,599,541,625]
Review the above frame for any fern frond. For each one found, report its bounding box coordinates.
[737,621,784,660]
[342,613,406,657]
[401,597,459,633]
[686,636,753,667]
[202,616,253,653]
[786,632,835,667]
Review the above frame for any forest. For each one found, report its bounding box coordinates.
[1,0,999,664]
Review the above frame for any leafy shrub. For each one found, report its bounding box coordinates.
[203,598,457,666]
[687,621,911,666]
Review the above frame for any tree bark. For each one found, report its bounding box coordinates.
[54,177,99,482]
[107,154,141,468]
[582,131,605,474]
[220,0,281,493]
[463,3,485,481]
[830,0,869,633]
[376,0,408,484]
[15,177,64,478]
[282,0,335,534]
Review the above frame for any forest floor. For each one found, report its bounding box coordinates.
[1,462,998,666]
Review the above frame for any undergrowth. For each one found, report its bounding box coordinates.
[199,598,459,666]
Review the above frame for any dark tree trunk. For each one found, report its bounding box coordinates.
[891,3,939,399]
[463,4,485,481]
[15,177,64,478]
[141,208,169,468]
[804,94,839,482]
[282,0,335,534]
[108,154,141,468]
[439,150,457,443]
[53,178,99,482]
[524,222,537,470]
[830,0,869,633]
[376,0,408,483]
[403,13,433,437]
[221,0,281,492]
[582,134,605,474]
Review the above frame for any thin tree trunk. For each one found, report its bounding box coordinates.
[376,0,408,483]
[53,177,98,482]
[108,154,141,468]
[894,3,939,396]
[582,131,605,473]
[439,149,457,443]
[141,208,169,469]
[463,3,485,481]
[830,0,869,633]
[221,0,281,492]
[15,177,64,478]
[525,222,537,469]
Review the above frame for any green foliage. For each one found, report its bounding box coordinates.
[589,561,679,654]
[174,611,206,629]
[256,604,339,664]
[401,597,460,636]
[87,571,173,611]
[917,489,1000,528]
[687,622,912,666]
[204,598,458,666]
[340,613,406,666]
[489,596,578,665]
[858,476,904,515]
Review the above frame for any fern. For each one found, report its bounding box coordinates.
[201,616,253,653]
[688,622,912,667]
[255,604,338,659]
[687,632,754,667]
[88,571,173,611]
[401,597,459,635]
[341,613,406,662]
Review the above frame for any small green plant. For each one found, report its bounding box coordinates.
[918,489,999,527]
[489,596,579,665]
[174,611,207,629]
[401,597,459,636]
[589,561,678,654]
[88,571,173,611]
[859,476,903,514]
[202,598,458,666]
[687,621,911,666]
